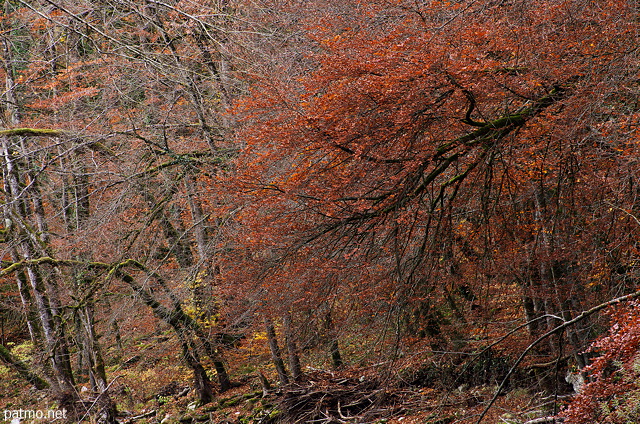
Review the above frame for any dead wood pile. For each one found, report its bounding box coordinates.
[275,371,398,423]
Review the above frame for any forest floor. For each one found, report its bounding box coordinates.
[0,334,569,424]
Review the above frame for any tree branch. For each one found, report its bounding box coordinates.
[476,289,640,424]
[0,128,65,137]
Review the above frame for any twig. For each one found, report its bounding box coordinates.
[76,375,123,423]
[524,417,565,424]
[476,289,640,424]
[122,410,156,424]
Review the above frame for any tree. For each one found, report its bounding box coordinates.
[231,0,640,395]
[0,0,260,415]
[1,0,638,421]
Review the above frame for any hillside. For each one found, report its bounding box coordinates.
[1,1,639,423]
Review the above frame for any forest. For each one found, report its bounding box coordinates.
[0,0,639,423]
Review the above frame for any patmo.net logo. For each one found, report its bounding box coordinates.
[3,409,67,423]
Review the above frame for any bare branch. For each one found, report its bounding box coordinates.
[476,290,640,424]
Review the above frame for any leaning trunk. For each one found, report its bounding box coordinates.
[266,318,289,385]
[0,343,49,389]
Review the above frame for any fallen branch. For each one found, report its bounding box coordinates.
[123,410,156,424]
[524,417,565,424]
[0,127,65,137]
[276,373,394,423]
[476,289,640,424]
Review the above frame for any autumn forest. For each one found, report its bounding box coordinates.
[0,0,639,423]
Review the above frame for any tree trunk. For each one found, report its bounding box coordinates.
[265,318,289,385]
[116,268,218,401]
[0,343,49,389]
[67,154,119,424]
[183,173,232,391]
[180,338,214,405]
[283,312,302,381]
[324,311,343,369]
[1,136,77,405]
[1,29,79,405]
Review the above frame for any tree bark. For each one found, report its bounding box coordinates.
[283,312,302,381]
[0,343,49,389]
[324,311,343,369]
[0,136,77,404]
[266,318,289,385]
[180,338,214,405]
[114,265,220,399]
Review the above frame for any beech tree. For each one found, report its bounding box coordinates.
[231,0,640,396]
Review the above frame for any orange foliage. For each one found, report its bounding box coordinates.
[231,0,640,385]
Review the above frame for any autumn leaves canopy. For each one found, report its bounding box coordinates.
[0,0,639,423]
